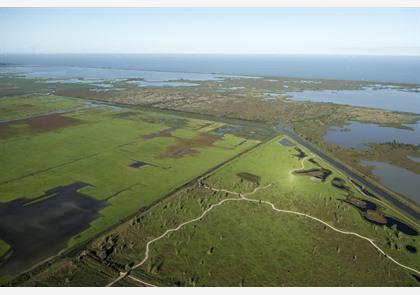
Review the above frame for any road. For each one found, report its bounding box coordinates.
[277,124,420,220]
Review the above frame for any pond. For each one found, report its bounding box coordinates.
[324,121,420,149]
[0,182,107,276]
[360,160,420,204]
[285,88,420,114]
[261,92,282,100]
[343,197,417,236]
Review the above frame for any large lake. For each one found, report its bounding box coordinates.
[324,121,420,149]
[285,88,420,114]
[361,160,420,204]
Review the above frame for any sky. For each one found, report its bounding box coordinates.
[0,8,419,55]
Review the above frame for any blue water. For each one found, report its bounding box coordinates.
[0,65,232,82]
[360,160,420,204]
[285,88,420,114]
[1,54,419,84]
[324,121,420,149]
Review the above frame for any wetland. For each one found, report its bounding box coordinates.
[0,182,107,276]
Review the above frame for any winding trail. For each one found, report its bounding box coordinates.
[106,148,420,287]
[131,196,245,271]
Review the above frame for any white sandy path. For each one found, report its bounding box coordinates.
[127,275,157,287]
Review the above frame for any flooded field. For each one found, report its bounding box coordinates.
[324,121,420,149]
[285,88,420,114]
[361,160,420,204]
[0,182,107,275]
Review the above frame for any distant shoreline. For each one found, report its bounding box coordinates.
[1,54,419,84]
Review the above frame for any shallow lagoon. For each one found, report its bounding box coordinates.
[0,65,239,84]
[361,160,420,204]
[0,65,252,90]
[324,121,420,149]
[285,88,420,114]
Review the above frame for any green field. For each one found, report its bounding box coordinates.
[20,136,420,286]
[0,95,265,280]
[0,95,86,121]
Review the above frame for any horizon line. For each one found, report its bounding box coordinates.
[1,52,419,57]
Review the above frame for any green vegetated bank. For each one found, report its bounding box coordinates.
[17,136,420,286]
[0,240,10,259]
[0,94,266,282]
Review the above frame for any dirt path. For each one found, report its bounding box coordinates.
[106,272,127,287]
[106,155,420,287]
[127,275,157,287]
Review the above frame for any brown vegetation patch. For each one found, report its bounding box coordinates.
[345,196,369,210]
[331,177,350,191]
[0,114,80,137]
[16,104,35,108]
[237,172,261,185]
[293,168,332,182]
[364,210,387,224]
[143,127,176,140]
[158,133,219,159]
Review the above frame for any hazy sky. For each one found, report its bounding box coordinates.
[0,8,419,55]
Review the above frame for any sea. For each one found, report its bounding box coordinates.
[1,54,419,84]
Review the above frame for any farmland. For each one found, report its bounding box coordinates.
[0,94,266,281]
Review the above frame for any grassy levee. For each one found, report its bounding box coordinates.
[285,128,420,226]
[283,136,420,229]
